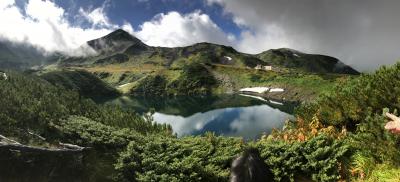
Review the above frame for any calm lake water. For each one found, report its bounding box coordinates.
[100,94,296,140]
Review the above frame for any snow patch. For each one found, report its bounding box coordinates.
[224,56,232,61]
[239,94,268,102]
[269,88,284,92]
[293,53,300,57]
[239,94,284,105]
[269,100,284,105]
[239,87,284,93]
[239,87,269,93]
[118,83,131,88]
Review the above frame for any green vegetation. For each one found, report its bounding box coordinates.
[131,75,168,96]
[115,133,244,182]
[284,62,400,181]
[256,135,349,181]
[40,69,120,98]
[0,71,169,147]
[130,62,217,96]
[256,48,359,74]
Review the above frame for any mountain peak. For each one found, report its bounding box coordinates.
[87,29,147,54]
[102,29,136,42]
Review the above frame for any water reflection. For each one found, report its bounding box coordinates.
[99,94,296,140]
[154,105,292,139]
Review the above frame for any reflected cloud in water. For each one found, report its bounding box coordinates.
[153,105,292,139]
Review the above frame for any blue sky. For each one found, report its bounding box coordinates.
[1,0,400,71]
[58,0,242,36]
[52,0,243,38]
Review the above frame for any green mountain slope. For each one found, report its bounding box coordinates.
[256,48,359,74]
[76,29,358,73]
[40,69,120,98]
[50,29,359,101]
[0,40,48,70]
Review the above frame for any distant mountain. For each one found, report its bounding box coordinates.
[0,40,48,70]
[48,29,362,100]
[59,29,358,75]
[256,48,359,74]
[0,29,359,75]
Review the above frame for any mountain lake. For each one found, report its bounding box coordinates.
[98,94,297,140]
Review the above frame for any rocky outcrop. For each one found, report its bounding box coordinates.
[230,148,274,182]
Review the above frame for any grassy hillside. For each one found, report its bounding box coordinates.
[257,48,359,74]
[40,69,120,98]
[44,29,360,101]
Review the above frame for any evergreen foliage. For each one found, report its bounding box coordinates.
[296,63,400,128]
[115,133,244,182]
[0,72,168,145]
[41,69,120,98]
[131,75,168,96]
[256,135,349,182]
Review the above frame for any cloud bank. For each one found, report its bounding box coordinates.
[134,11,234,48]
[0,0,123,55]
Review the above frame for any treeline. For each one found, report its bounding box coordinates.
[0,71,170,146]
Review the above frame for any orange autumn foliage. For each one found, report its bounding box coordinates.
[268,111,347,143]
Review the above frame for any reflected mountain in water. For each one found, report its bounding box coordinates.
[100,94,296,116]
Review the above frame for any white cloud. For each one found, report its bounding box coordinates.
[78,1,117,29]
[122,21,135,35]
[236,24,291,54]
[79,7,111,28]
[0,0,14,9]
[134,11,232,47]
[0,0,134,56]
[153,105,291,139]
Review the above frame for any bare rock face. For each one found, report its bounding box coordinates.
[230,148,274,182]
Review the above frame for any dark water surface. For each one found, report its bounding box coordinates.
[100,94,296,140]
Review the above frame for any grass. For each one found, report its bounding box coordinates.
[84,63,163,73]
[360,164,400,182]
[212,64,345,93]
[62,61,353,101]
